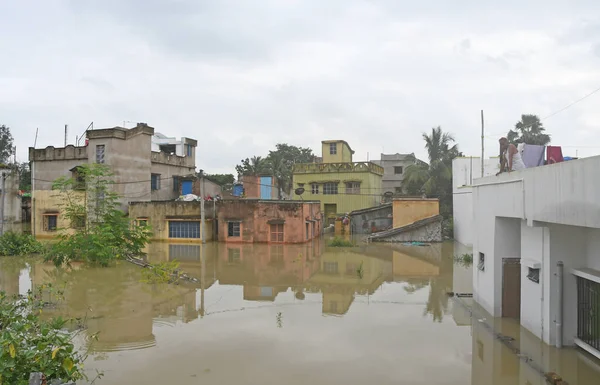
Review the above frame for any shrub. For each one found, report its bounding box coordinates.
[454,253,473,267]
[0,232,43,256]
[45,164,151,267]
[0,287,89,385]
[141,260,181,284]
[328,236,356,247]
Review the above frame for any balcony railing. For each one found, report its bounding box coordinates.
[151,151,193,167]
[293,162,384,176]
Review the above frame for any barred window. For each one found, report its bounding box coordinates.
[329,143,337,155]
[96,145,105,164]
[228,222,241,237]
[168,221,200,239]
[345,182,360,195]
[151,174,161,190]
[43,215,58,232]
[311,183,319,194]
[323,182,338,195]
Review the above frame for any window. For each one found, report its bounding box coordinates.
[151,174,161,190]
[228,222,241,237]
[306,223,309,240]
[311,183,319,194]
[173,176,180,192]
[527,267,540,283]
[72,168,85,190]
[228,248,241,263]
[329,143,337,155]
[478,252,485,271]
[96,145,105,164]
[345,182,360,195]
[185,144,193,157]
[323,182,338,195]
[394,166,403,174]
[323,261,338,274]
[270,223,284,242]
[168,221,200,238]
[43,214,58,232]
[137,218,148,227]
[71,215,85,229]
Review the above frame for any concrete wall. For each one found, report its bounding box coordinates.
[128,201,215,241]
[0,170,22,233]
[372,219,441,243]
[241,175,277,199]
[392,198,439,228]
[217,200,321,244]
[32,190,81,239]
[452,157,499,246]
[374,153,418,194]
[471,155,600,348]
[349,204,392,234]
[149,162,195,201]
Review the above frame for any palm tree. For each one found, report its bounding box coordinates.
[402,126,458,197]
[507,114,551,145]
[266,152,289,199]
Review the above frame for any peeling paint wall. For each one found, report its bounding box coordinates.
[392,198,439,228]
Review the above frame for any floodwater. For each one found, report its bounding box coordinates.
[1,240,599,385]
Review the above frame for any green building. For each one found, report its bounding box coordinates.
[292,140,384,225]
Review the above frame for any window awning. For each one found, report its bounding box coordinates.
[267,219,285,225]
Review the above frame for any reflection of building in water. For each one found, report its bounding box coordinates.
[0,268,20,296]
[392,250,439,279]
[470,301,600,385]
[306,251,390,315]
[30,261,199,353]
[217,242,322,301]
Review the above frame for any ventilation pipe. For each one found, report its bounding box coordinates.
[556,261,564,348]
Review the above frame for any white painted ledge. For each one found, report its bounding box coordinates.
[574,338,600,360]
[521,258,541,269]
[571,268,600,285]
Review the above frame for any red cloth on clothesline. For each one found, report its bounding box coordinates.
[547,146,563,164]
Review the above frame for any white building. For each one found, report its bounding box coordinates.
[151,132,195,158]
[470,155,600,359]
[452,156,499,246]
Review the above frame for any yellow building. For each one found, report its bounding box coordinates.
[292,140,383,224]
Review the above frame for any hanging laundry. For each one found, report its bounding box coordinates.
[547,146,564,164]
[521,144,545,168]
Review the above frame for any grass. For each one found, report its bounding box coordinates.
[454,253,473,267]
[328,236,356,247]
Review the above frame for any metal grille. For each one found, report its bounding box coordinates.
[577,276,600,351]
[96,145,105,164]
[168,221,200,239]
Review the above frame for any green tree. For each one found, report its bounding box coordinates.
[0,125,14,164]
[235,156,269,177]
[204,173,235,187]
[402,126,461,219]
[15,162,31,191]
[266,151,289,199]
[507,114,551,145]
[45,163,151,267]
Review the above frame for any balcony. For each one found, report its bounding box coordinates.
[293,162,384,176]
[151,151,194,168]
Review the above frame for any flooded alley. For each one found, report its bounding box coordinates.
[1,241,599,384]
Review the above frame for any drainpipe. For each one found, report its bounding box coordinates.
[556,261,564,348]
[0,172,5,236]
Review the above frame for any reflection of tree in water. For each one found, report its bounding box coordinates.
[403,278,428,294]
[423,243,454,322]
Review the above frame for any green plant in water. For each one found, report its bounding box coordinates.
[356,261,364,279]
[0,232,43,256]
[0,286,94,385]
[45,163,152,267]
[328,236,356,247]
[454,253,473,267]
[141,260,181,284]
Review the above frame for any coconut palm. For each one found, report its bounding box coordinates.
[266,151,289,199]
[507,114,550,145]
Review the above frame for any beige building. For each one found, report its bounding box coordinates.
[29,123,197,239]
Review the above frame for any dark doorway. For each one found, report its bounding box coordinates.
[502,258,521,319]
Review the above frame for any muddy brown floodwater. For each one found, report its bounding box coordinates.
[1,240,599,384]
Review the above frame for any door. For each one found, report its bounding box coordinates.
[502,258,521,318]
[324,204,337,226]
[260,176,272,199]
[182,180,193,195]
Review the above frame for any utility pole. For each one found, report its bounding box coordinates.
[64,124,68,147]
[481,110,484,178]
[0,172,6,236]
[200,170,206,244]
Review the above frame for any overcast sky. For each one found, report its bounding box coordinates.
[2,1,600,173]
